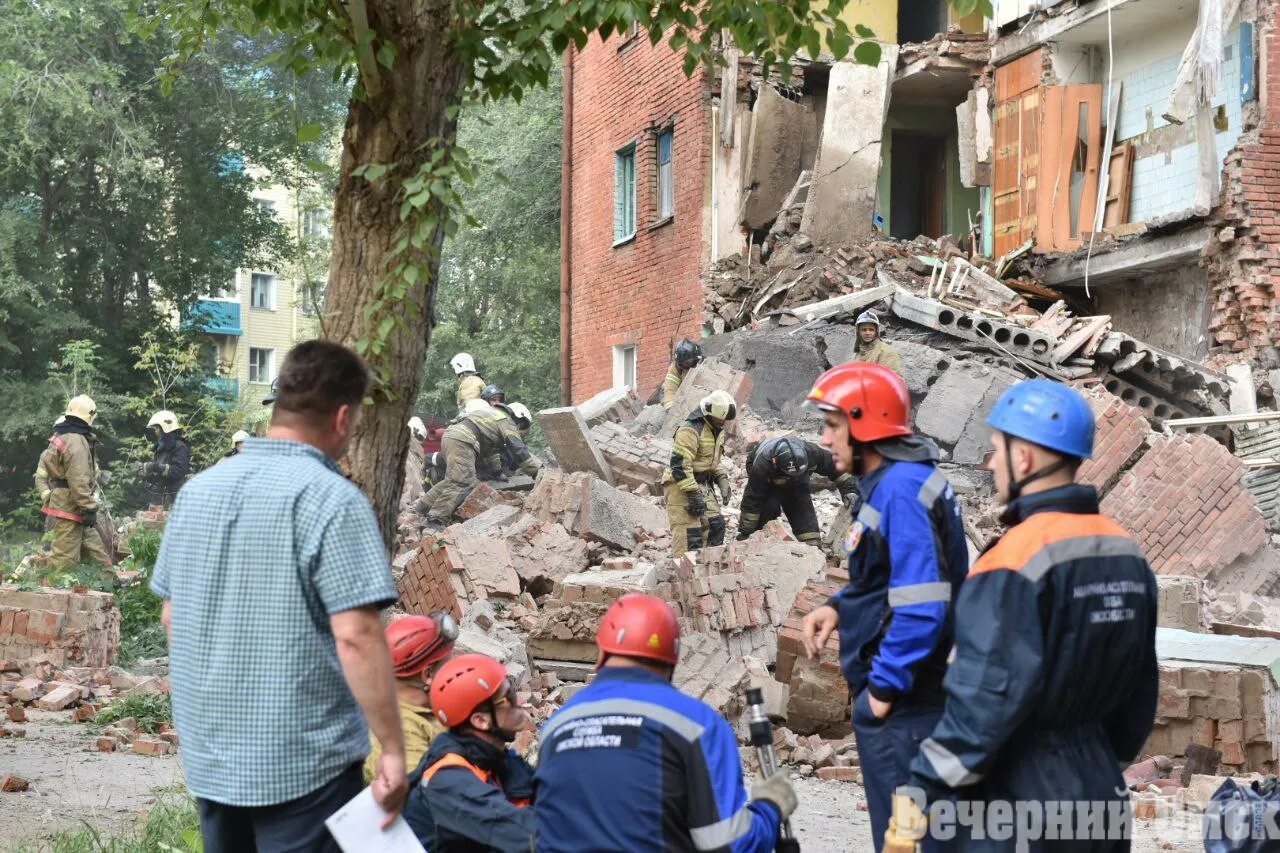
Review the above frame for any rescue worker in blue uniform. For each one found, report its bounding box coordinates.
[887,380,1159,852]
[403,653,536,852]
[535,593,798,852]
[800,362,968,853]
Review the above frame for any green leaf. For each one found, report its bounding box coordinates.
[361,163,390,181]
[854,23,874,38]
[376,41,398,70]
[296,124,323,144]
[853,40,882,67]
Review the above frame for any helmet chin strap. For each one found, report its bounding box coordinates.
[1003,442,1072,503]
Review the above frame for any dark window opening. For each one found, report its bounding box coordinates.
[898,0,948,43]
[890,132,947,239]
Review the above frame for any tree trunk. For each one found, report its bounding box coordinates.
[323,0,466,548]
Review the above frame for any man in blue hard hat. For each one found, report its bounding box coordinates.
[888,379,1159,851]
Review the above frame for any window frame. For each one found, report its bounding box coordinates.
[655,129,674,222]
[612,344,638,390]
[248,347,276,385]
[614,144,637,246]
[250,272,277,310]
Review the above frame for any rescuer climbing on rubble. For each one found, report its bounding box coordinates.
[853,311,904,376]
[662,388,736,556]
[35,394,111,569]
[417,398,540,528]
[364,612,458,783]
[800,362,968,853]
[533,593,798,852]
[402,653,536,851]
[884,379,1159,852]
[450,352,487,410]
[659,338,705,409]
[736,434,859,545]
[480,384,505,406]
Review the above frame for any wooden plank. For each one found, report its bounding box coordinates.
[1212,622,1280,640]
[1092,80,1123,237]
[993,87,1042,256]
[1051,315,1111,365]
[1102,142,1135,229]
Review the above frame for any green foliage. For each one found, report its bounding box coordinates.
[117,527,167,665]
[13,796,202,853]
[93,692,174,735]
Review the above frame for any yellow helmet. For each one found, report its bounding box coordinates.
[65,395,97,425]
[699,389,738,422]
[147,410,182,433]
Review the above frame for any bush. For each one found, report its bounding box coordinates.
[116,528,166,665]
[93,692,173,735]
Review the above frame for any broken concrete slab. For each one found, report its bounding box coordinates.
[914,361,1022,463]
[558,560,657,605]
[659,361,754,437]
[589,421,671,495]
[502,515,590,596]
[720,331,825,420]
[526,601,609,663]
[536,407,615,485]
[577,385,643,428]
[800,50,897,247]
[674,632,752,721]
[815,328,948,398]
[741,84,810,231]
[628,404,668,437]
[525,470,667,552]
[1157,577,1203,632]
[459,504,522,535]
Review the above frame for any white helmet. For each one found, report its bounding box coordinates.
[65,395,97,425]
[408,416,427,441]
[856,310,881,329]
[231,430,251,445]
[147,410,182,433]
[450,352,476,375]
[700,389,738,421]
[462,398,496,417]
[507,402,533,426]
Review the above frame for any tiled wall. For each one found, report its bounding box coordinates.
[1106,27,1245,221]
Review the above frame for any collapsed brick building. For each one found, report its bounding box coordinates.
[561,0,1280,407]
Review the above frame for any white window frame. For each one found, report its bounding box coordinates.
[250,273,276,310]
[248,347,275,385]
[612,344,637,390]
[614,144,637,245]
[656,130,674,221]
[303,208,329,240]
[255,198,277,217]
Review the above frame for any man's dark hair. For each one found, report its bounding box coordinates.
[271,340,370,425]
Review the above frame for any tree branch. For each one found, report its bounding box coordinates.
[347,0,384,100]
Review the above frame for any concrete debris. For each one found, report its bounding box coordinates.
[503,515,591,596]
[673,632,752,722]
[914,361,1022,464]
[525,601,609,666]
[575,385,643,429]
[536,407,615,486]
[456,600,530,685]
[720,332,826,421]
[658,361,753,437]
[525,470,667,552]
[1157,577,1205,633]
[456,482,515,521]
[588,422,670,494]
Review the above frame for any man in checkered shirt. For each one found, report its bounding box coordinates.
[153,340,407,852]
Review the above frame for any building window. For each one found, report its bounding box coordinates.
[612,344,637,390]
[255,198,277,217]
[656,130,674,220]
[301,281,325,316]
[250,273,276,309]
[248,347,275,384]
[303,208,328,240]
[614,144,637,244]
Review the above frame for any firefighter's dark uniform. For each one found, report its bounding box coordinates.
[403,728,536,852]
[662,410,729,555]
[534,665,782,852]
[908,483,1158,851]
[736,437,856,544]
[144,432,191,507]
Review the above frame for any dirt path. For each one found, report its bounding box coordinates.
[0,709,183,850]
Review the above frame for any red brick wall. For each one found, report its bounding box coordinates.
[1077,389,1150,493]
[1203,3,1280,355]
[565,32,710,403]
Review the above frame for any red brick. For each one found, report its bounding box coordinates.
[132,737,171,756]
[817,766,859,782]
[1,774,29,792]
[4,706,23,723]
[94,736,117,752]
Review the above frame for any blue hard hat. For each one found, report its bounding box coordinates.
[986,379,1095,459]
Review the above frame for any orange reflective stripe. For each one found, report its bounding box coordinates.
[971,512,1133,576]
[41,506,83,523]
[419,752,530,808]
[421,753,491,785]
[49,435,67,452]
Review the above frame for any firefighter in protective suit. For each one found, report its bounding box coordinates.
[854,310,904,375]
[35,395,111,569]
[737,435,859,545]
[139,410,190,507]
[662,389,735,556]
[660,338,704,409]
[450,352,486,410]
[801,363,968,853]
[885,380,1159,852]
[419,399,540,527]
[534,593,798,852]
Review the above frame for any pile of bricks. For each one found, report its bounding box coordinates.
[776,570,850,736]
[0,658,169,744]
[0,585,120,667]
[763,726,860,781]
[1077,389,1150,492]
[589,421,671,494]
[1145,662,1276,775]
[525,469,668,551]
[1101,433,1270,579]
[95,716,180,755]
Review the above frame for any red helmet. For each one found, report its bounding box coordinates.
[430,654,509,728]
[386,613,456,679]
[807,362,911,442]
[596,594,680,667]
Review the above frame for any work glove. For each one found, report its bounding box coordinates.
[884,789,928,853]
[715,474,731,506]
[144,461,167,477]
[39,489,51,505]
[686,489,706,517]
[130,461,146,476]
[750,771,798,821]
[80,510,98,529]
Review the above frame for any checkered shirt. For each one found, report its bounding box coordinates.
[152,438,397,806]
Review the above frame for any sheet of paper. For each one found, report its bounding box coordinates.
[324,786,426,853]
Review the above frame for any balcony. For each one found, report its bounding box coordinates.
[185,299,243,336]
[203,377,239,408]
